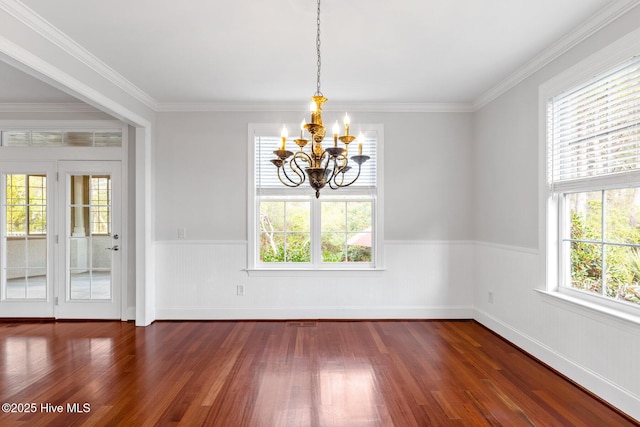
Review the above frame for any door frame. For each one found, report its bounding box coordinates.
[0,120,129,320]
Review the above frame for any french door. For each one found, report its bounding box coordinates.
[0,161,122,319]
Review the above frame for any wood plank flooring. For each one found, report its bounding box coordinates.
[0,320,636,426]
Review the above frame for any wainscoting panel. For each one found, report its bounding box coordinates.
[154,240,474,320]
[473,242,640,421]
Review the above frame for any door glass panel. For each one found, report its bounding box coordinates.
[68,175,112,300]
[3,174,47,300]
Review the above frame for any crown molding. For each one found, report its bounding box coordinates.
[472,0,640,111]
[0,102,100,113]
[155,102,475,113]
[0,0,159,111]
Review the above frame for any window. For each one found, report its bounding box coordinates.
[6,174,46,237]
[548,57,640,308]
[250,124,382,269]
[1,130,122,147]
[70,176,112,236]
[90,176,111,235]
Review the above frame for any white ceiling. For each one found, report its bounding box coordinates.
[0,0,632,108]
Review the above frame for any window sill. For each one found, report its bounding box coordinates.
[535,289,640,327]
[245,267,386,277]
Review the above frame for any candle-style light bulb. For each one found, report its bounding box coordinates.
[332,120,339,146]
[358,132,364,155]
[343,113,350,136]
[300,118,306,139]
[280,125,288,150]
[310,101,318,124]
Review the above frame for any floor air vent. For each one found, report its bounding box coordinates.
[287,321,318,327]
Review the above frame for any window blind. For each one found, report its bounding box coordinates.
[255,133,377,190]
[549,57,640,188]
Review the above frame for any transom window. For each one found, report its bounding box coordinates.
[548,57,640,308]
[1,130,122,147]
[250,124,382,269]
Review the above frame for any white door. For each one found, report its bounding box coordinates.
[56,161,122,319]
[0,162,56,317]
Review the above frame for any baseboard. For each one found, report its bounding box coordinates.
[155,306,474,320]
[474,308,640,422]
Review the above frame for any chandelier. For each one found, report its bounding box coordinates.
[270,0,369,198]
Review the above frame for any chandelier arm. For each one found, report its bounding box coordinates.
[278,152,307,186]
[326,157,343,189]
[332,161,364,188]
[277,165,303,187]
[292,151,311,180]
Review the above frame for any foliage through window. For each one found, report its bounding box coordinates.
[549,57,640,307]
[5,174,46,237]
[91,176,111,235]
[565,190,640,305]
[251,125,381,268]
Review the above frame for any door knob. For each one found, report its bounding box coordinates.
[106,245,119,251]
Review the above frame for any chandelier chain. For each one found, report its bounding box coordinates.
[315,0,322,96]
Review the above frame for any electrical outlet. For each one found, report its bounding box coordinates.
[237,284,245,296]
[178,228,186,239]
[488,291,494,303]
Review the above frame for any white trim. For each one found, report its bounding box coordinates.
[245,268,386,277]
[156,102,475,113]
[473,240,539,255]
[0,36,151,128]
[0,103,99,113]
[154,240,248,246]
[474,308,640,422]
[156,306,474,320]
[0,0,158,111]
[536,289,640,330]
[474,0,640,110]
[386,239,474,246]
[0,119,125,129]
[540,26,640,100]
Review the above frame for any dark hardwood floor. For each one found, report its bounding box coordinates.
[0,320,636,426]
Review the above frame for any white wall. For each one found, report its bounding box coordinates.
[155,241,474,319]
[153,110,475,319]
[155,111,473,241]
[472,6,640,420]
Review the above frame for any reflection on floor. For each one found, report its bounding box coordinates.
[5,271,111,300]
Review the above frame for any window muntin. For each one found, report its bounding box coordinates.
[549,57,640,308]
[252,125,380,269]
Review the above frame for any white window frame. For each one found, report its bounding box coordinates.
[248,123,384,272]
[540,27,640,319]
